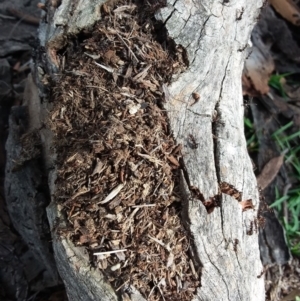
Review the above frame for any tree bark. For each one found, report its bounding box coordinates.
[5,0,266,300]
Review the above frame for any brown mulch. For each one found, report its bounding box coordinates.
[265,259,300,301]
[48,0,199,300]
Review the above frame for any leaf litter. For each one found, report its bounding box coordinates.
[48,0,199,300]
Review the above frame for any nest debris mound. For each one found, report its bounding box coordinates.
[48,0,199,299]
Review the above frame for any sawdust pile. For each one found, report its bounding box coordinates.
[48,0,199,299]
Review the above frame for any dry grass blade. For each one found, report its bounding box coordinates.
[132,64,152,82]
[94,61,115,73]
[137,152,164,166]
[148,235,171,252]
[64,187,90,205]
[117,32,139,63]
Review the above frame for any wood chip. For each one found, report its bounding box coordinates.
[95,183,125,204]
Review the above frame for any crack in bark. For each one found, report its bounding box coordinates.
[213,55,230,180]
[191,15,211,65]
[219,198,227,252]
[180,11,192,33]
[202,242,230,300]
[186,109,211,118]
[161,0,180,28]
[162,7,177,27]
[232,246,244,301]
[211,55,231,260]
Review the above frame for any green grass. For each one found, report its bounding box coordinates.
[271,122,300,256]
[244,110,300,256]
[244,117,259,153]
[268,73,293,99]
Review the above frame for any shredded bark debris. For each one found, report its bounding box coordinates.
[48,0,199,299]
[265,259,300,301]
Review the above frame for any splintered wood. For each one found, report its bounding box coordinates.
[48,0,199,300]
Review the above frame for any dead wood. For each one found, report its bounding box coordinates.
[5,0,266,300]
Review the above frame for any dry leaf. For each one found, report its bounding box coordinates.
[242,29,274,96]
[270,0,300,26]
[256,155,284,190]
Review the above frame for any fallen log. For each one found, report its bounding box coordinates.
[5,0,266,300]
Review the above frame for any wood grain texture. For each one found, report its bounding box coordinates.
[157,0,265,299]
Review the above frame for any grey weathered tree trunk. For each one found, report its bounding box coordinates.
[5,0,266,300]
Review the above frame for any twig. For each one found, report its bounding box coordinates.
[0,13,15,20]
[148,235,171,252]
[132,64,152,82]
[7,7,40,25]
[86,85,110,93]
[94,249,127,256]
[132,204,156,208]
[157,279,166,301]
[84,52,101,60]
[116,280,130,291]
[148,278,166,301]
[63,187,90,206]
[117,33,139,63]
[94,61,115,73]
[137,152,163,166]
